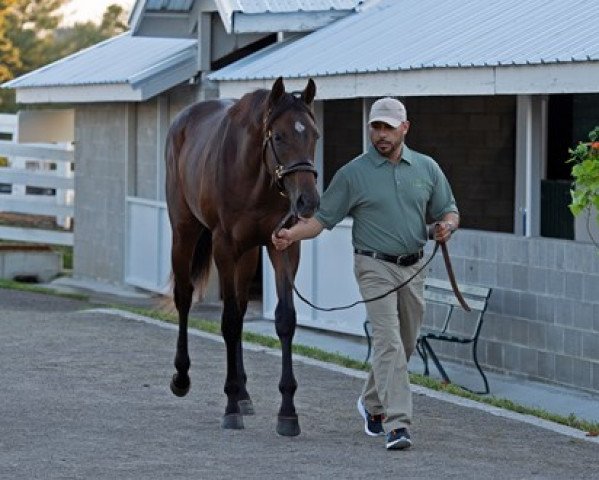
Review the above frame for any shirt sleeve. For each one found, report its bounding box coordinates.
[314,168,353,230]
[427,162,459,220]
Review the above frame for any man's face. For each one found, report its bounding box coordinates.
[369,120,410,158]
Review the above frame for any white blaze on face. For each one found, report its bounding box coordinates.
[295,121,305,133]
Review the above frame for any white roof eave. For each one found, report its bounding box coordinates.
[213,62,599,100]
[128,0,146,34]
[231,10,353,34]
[10,46,197,104]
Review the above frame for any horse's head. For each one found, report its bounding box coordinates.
[263,77,320,218]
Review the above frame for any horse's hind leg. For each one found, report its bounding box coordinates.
[234,247,260,415]
[213,239,248,429]
[169,226,202,397]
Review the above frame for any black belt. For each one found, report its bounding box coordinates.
[354,248,424,267]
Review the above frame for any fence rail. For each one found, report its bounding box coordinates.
[0,114,74,246]
[0,167,74,190]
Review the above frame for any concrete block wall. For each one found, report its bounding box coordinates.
[424,229,599,393]
[135,85,197,201]
[73,84,214,286]
[74,104,128,284]
[135,100,159,199]
[168,83,196,122]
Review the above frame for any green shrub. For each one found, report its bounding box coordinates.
[568,126,599,249]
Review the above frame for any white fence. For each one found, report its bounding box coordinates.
[125,197,171,293]
[0,113,74,246]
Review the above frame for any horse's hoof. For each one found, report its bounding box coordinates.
[222,414,244,430]
[238,399,255,415]
[170,374,190,397]
[276,416,301,437]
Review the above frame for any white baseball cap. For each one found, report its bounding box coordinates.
[368,97,407,128]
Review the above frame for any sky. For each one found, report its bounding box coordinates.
[59,0,135,26]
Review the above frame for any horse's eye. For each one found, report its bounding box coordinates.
[273,133,283,142]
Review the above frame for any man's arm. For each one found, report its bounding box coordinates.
[428,212,460,244]
[272,217,325,250]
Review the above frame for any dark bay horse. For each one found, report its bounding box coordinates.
[165,77,320,436]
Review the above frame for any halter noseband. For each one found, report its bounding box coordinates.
[262,108,318,196]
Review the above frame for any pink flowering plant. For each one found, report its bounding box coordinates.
[568,126,599,249]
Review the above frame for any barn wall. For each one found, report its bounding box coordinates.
[73,103,128,283]
[426,230,599,393]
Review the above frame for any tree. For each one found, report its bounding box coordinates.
[0,0,21,82]
[0,1,128,112]
[51,4,128,60]
[1,0,65,111]
[100,4,128,34]
[5,0,66,76]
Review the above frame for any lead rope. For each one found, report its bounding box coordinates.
[274,213,440,312]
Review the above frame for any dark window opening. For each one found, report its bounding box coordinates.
[211,34,277,71]
[542,93,599,240]
[546,95,573,181]
[323,99,363,189]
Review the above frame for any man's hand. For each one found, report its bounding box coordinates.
[272,228,294,250]
[428,213,459,244]
[432,221,455,244]
[271,217,325,251]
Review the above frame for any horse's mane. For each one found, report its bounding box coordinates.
[229,88,314,133]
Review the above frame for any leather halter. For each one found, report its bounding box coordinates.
[262,109,318,196]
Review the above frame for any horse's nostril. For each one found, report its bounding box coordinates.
[296,194,319,216]
[296,196,308,216]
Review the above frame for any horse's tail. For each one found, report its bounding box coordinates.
[190,227,213,299]
[161,224,214,309]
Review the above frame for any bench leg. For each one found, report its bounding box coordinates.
[421,338,451,384]
[418,339,491,395]
[471,342,490,395]
[416,339,430,376]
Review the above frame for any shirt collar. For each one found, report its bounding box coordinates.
[366,143,413,167]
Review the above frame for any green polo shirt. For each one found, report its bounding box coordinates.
[315,144,458,255]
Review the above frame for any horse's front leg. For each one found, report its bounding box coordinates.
[214,242,245,430]
[267,244,301,437]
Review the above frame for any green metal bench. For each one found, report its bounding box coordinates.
[363,278,492,394]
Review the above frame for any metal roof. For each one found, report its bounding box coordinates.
[139,0,362,13]
[145,0,194,11]
[3,33,196,89]
[217,0,365,33]
[227,0,362,13]
[130,0,364,36]
[210,0,599,81]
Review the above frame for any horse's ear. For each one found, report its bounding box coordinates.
[269,77,285,106]
[301,78,316,105]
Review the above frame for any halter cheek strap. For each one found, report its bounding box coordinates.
[262,127,318,196]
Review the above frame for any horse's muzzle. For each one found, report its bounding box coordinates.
[294,192,320,218]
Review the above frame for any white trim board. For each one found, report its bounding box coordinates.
[214,63,599,100]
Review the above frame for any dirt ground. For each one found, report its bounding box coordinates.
[1,287,598,480]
